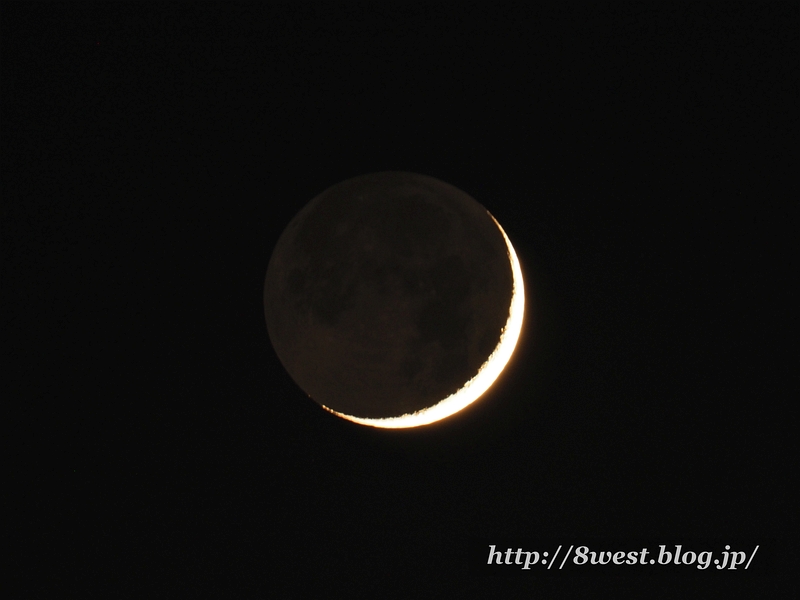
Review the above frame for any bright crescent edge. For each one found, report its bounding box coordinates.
[320,211,525,429]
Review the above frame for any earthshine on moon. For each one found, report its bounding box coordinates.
[264,172,524,429]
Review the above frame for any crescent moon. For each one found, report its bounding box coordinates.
[320,213,524,429]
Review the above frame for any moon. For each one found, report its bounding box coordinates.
[264,172,524,429]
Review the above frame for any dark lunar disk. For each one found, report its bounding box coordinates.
[264,172,514,419]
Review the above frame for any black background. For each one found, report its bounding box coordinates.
[4,2,795,596]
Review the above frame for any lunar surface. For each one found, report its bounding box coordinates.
[264,172,523,428]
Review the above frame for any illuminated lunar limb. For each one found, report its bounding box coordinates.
[321,213,524,429]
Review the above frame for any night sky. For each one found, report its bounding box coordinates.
[5,3,794,596]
